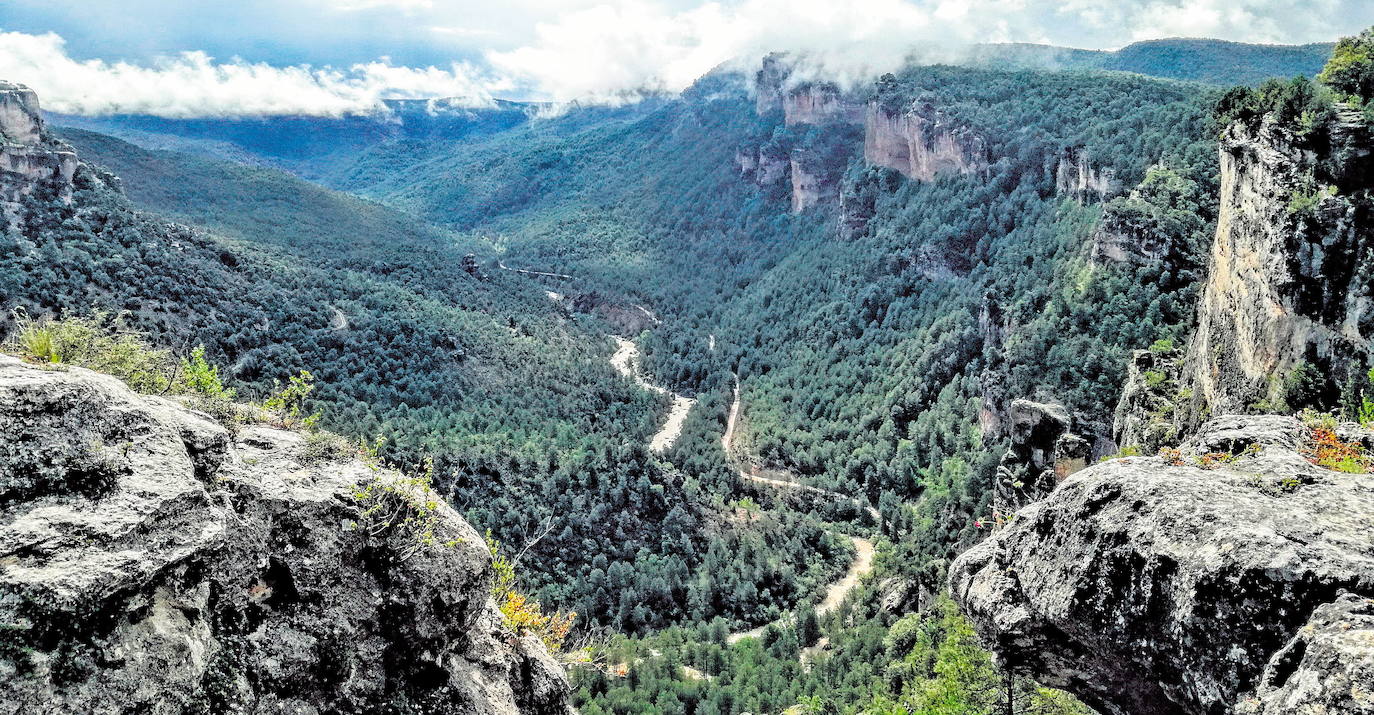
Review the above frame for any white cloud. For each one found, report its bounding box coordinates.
[0,30,500,117]
[2,0,1369,116]
[485,0,1366,102]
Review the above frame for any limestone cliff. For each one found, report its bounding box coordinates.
[1054,146,1118,203]
[863,101,987,182]
[783,84,864,127]
[991,399,1093,517]
[952,414,1374,715]
[754,54,791,116]
[1181,108,1373,422]
[735,146,788,187]
[0,81,77,208]
[0,355,572,714]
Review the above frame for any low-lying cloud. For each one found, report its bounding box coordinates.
[0,30,502,117]
[2,0,1370,117]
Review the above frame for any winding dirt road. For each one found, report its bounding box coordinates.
[726,535,874,644]
[720,377,878,644]
[724,379,880,522]
[496,260,575,280]
[502,258,876,650]
[609,337,695,453]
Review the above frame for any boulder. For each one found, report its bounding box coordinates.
[0,355,572,714]
[952,414,1374,715]
[993,399,1094,516]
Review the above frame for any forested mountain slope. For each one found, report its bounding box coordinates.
[7,94,853,642]
[8,30,1368,715]
[968,38,1333,86]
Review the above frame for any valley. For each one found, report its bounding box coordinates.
[2,19,1372,715]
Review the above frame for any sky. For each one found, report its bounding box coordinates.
[0,0,1369,117]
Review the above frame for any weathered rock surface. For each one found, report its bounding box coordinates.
[735,146,788,187]
[789,155,826,213]
[1181,109,1373,423]
[0,81,77,207]
[953,414,1374,715]
[1055,146,1117,203]
[992,399,1096,516]
[863,102,987,182]
[1112,346,1184,452]
[783,84,863,127]
[0,355,571,714]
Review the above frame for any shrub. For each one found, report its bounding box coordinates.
[4,315,179,394]
[487,532,576,652]
[300,430,354,465]
[1303,425,1370,473]
[349,460,457,561]
[264,370,320,430]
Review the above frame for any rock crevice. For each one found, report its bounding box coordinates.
[0,355,572,714]
[953,414,1374,715]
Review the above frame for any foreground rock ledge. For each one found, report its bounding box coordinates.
[0,355,571,714]
[951,415,1374,715]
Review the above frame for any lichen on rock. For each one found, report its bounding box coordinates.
[952,413,1374,715]
[0,355,572,714]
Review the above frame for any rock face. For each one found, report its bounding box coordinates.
[1112,346,1185,452]
[735,147,788,187]
[0,81,77,208]
[754,54,791,116]
[0,355,571,714]
[992,400,1094,517]
[783,84,863,127]
[1181,110,1373,422]
[789,155,826,213]
[863,102,986,182]
[953,414,1374,715]
[1091,208,1174,265]
[1054,146,1117,203]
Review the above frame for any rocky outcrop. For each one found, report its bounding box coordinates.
[789,155,827,213]
[1112,345,1185,452]
[783,84,863,127]
[754,54,791,116]
[565,291,659,335]
[0,81,77,209]
[953,414,1374,715]
[863,102,986,182]
[1091,212,1173,264]
[735,146,787,187]
[0,355,571,714]
[1181,109,1373,422]
[1054,146,1117,203]
[992,400,1094,517]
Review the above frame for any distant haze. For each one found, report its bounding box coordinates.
[0,0,1369,117]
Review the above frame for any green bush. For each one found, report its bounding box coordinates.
[300,430,354,465]
[5,315,180,394]
[1318,27,1374,102]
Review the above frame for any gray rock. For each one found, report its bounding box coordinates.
[0,355,572,714]
[0,81,77,209]
[1112,347,1184,453]
[1238,592,1374,715]
[951,414,1374,715]
[1179,110,1373,425]
[993,399,1094,516]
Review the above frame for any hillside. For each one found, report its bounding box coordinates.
[969,38,1334,86]
[6,25,1374,715]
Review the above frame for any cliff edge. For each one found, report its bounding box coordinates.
[0,355,572,714]
[950,414,1374,714]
